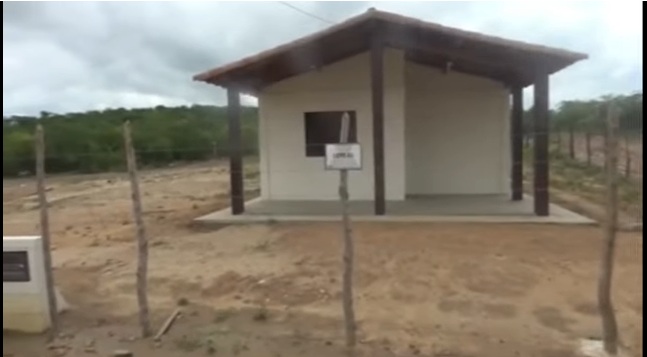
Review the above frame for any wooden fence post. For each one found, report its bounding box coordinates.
[585,131,592,166]
[569,126,575,159]
[624,137,631,179]
[123,121,152,338]
[598,103,620,355]
[338,112,357,349]
[639,135,643,224]
[35,124,59,340]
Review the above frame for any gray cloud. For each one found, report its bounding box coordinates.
[3,1,643,116]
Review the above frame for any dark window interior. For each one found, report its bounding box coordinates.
[304,111,357,157]
[3,251,30,282]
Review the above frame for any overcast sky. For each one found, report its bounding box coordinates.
[3,1,643,116]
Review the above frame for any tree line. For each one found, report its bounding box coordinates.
[523,92,642,142]
[552,93,642,134]
[3,92,642,177]
[523,92,643,146]
[3,105,258,177]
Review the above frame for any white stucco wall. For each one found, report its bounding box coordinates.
[404,62,511,195]
[258,49,406,200]
[257,50,510,201]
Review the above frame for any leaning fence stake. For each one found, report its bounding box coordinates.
[123,121,152,338]
[35,124,59,340]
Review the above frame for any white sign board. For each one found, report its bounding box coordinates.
[325,143,362,170]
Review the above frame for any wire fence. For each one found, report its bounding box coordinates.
[548,126,642,226]
[552,131,643,180]
[4,112,643,245]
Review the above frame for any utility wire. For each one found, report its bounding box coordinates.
[277,1,335,25]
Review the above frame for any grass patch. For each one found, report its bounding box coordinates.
[174,335,203,352]
[252,305,269,322]
[231,340,250,355]
[213,309,233,323]
[244,170,259,180]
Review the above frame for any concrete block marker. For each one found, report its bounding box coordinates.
[579,339,629,357]
[3,236,69,333]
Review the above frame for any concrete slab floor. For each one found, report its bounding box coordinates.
[195,195,596,225]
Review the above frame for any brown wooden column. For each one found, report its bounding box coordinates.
[533,75,549,216]
[370,27,386,215]
[227,88,244,215]
[511,85,524,201]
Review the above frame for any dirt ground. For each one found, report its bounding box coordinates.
[3,161,643,357]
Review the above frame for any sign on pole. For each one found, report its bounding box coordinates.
[334,112,357,348]
[325,143,362,170]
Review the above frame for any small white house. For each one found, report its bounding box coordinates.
[194,9,587,219]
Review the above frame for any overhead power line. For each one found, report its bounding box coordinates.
[277,1,335,25]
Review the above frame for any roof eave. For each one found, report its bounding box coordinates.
[192,9,590,87]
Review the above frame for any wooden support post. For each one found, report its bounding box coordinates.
[533,74,550,216]
[511,85,524,201]
[227,88,245,215]
[123,121,152,338]
[35,124,59,340]
[371,26,386,215]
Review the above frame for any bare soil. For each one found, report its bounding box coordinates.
[3,161,643,357]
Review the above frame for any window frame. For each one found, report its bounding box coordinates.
[303,111,358,157]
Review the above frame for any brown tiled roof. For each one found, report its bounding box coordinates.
[193,8,588,90]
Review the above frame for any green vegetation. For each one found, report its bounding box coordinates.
[523,92,642,137]
[3,105,258,177]
[3,92,640,178]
